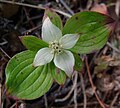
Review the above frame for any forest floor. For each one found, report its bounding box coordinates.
[0,0,120,108]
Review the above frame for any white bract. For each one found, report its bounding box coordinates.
[33,17,79,77]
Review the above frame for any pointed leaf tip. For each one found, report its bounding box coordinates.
[63,11,115,54]
[44,8,63,30]
[20,36,48,52]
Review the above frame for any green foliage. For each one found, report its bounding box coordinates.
[20,36,48,52]
[6,50,53,100]
[5,10,114,100]
[63,11,114,54]
[74,54,83,71]
[50,63,66,85]
[44,8,63,30]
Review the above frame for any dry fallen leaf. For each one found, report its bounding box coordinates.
[112,67,120,91]
[0,3,19,18]
[91,3,108,15]
[96,74,114,92]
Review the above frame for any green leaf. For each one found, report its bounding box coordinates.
[74,54,83,71]
[44,8,63,30]
[6,50,53,100]
[20,36,48,52]
[50,63,66,85]
[71,26,109,54]
[63,11,115,54]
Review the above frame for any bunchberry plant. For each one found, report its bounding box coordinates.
[5,9,114,100]
[33,17,79,77]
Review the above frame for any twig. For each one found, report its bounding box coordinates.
[44,94,48,108]
[79,72,87,108]
[107,42,120,54]
[115,0,120,16]
[22,24,41,34]
[110,92,120,108]
[0,84,2,108]
[0,0,71,17]
[106,3,116,7]
[76,101,100,107]
[19,103,26,108]
[68,83,82,105]
[23,7,35,27]
[0,48,11,59]
[59,0,74,15]
[73,72,78,108]
[23,15,42,24]
[0,38,8,46]
[55,71,78,102]
[15,101,18,108]
[10,103,16,108]
[85,57,106,108]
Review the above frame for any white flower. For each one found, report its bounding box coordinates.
[33,17,79,77]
